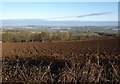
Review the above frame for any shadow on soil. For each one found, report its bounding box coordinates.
[4,55,71,76]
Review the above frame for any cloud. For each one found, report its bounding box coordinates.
[48,12,112,19]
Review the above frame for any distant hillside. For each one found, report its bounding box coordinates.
[1,19,118,27]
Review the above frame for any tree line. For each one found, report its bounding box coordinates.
[2,31,99,42]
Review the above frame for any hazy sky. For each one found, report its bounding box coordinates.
[1,2,118,21]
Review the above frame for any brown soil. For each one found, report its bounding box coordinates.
[2,37,119,59]
[2,37,120,83]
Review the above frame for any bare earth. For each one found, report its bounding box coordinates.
[2,37,119,59]
[2,37,120,83]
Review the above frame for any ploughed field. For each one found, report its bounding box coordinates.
[2,38,120,83]
[2,38,119,59]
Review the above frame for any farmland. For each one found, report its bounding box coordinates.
[2,37,120,83]
[1,2,119,83]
